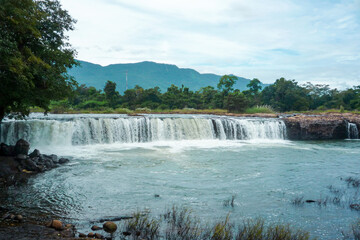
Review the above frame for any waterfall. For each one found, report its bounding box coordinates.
[347,122,359,139]
[0,115,287,146]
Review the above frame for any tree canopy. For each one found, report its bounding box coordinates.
[0,0,77,122]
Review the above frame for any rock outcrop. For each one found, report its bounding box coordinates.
[283,113,360,140]
[0,139,70,186]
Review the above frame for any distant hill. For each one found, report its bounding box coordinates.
[68,60,267,93]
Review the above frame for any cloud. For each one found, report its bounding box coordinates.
[60,0,360,88]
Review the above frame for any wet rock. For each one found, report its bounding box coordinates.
[88,232,95,238]
[91,225,102,231]
[123,231,131,236]
[305,200,316,203]
[29,149,41,158]
[15,139,30,155]
[103,221,117,233]
[50,219,64,230]
[95,233,104,239]
[78,232,87,238]
[15,214,23,222]
[59,158,69,164]
[0,143,14,156]
[21,159,38,171]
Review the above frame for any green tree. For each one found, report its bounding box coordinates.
[261,78,310,111]
[0,0,77,122]
[217,75,238,96]
[247,78,262,94]
[104,80,119,108]
[224,90,248,112]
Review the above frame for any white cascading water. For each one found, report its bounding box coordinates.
[0,116,287,146]
[347,122,359,139]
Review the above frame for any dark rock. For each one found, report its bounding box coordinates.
[79,233,87,238]
[59,158,69,164]
[305,200,316,203]
[29,149,41,158]
[123,231,131,236]
[79,232,87,238]
[0,143,14,156]
[44,158,55,169]
[284,116,348,140]
[14,139,30,155]
[88,232,95,238]
[20,159,38,171]
[103,221,117,233]
[154,194,160,198]
[350,204,360,211]
[16,154,28,161]
[91,225,102,231]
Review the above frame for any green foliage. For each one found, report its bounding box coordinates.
[0,0,77,121]
[217,75,238,95]
[34,73,360,114]
[104,80,120,108]
[224,90,248,112]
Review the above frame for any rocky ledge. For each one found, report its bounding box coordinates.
[0,139,70,186]
[283,113,360,140]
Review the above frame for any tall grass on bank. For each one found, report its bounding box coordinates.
[120,207,315,240]
[245,105,275,114]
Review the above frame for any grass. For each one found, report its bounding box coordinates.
[119,206,315,240]
[245,105,275,114]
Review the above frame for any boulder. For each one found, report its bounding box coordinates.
[29,149,41,158]
[50,220,64,231]
[88,232,95,238]
[14,139,30,155]
[103,221,117,233]
[59,158,69,164]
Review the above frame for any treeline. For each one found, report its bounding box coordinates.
[50,75,360,113]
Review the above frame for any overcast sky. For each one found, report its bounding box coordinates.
[60,0,360,88]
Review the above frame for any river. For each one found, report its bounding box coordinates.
[1,113,359,239]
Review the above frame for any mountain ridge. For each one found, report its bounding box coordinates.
[68,60,267,93]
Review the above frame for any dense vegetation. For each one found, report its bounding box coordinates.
[48,75,360,114]
[0,0,77,122]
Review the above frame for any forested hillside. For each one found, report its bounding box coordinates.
[68,60,266,92]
